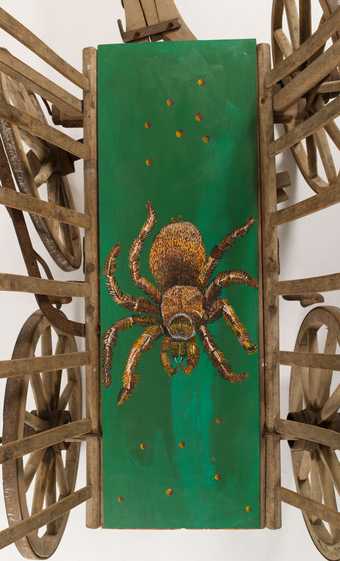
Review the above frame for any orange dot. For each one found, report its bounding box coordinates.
[176,130,184,138]
[145,159,153,167]
[244,505,252,513]
[165,488,174,496]
[215,417,223,425]
[178,441,186,449]
[202,135,210,144]
[117,496,124,503]
[195,113,203,123]
[139,442,147,450]
[166,98,174,107]
[144,121,152,129]
[214,473,222,481]
[197,79,205,86]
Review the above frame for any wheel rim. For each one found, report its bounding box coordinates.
[2,311,82,559]
[0,73,82,271]
[289,306,340,560]
[272,0,340,194]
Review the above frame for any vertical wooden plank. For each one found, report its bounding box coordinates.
[83,47,101,529]
[257,43,282,529]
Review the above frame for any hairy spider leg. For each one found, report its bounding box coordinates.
[117,325,163,405]
[160,337,176,376]
[182,339,200,375]
[105,244,159,314]
[205,270,258,304]
[129,201,161,303]
[199,217,255,286]
[102,316,157,387]
[199,325,247,383]
[209,299,257,354]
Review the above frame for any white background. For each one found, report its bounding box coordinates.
[0,1,339,560]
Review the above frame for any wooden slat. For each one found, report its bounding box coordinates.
[318,79,340,94]
[280,487,340,528]
[0,419,91,463]
[280,351,340,370]
[0,273,89,297]
[0,486,91,550]
[266,7,340,86]
[273,40,340,112]
[276,419,340,449]
[0,7,88,91]
[0,48,83,117]
[258,43,281,530]
[273,180,340,225]
[0,188,90,229]
[276,273,340,295]
[270,95,340,155]
[0,97,87,160]
[0,352,90,379]
[83,47,101,530]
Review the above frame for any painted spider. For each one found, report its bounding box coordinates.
[103,201,258,405]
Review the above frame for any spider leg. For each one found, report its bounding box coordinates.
[160,337,176,376]
[199,217,255,286]
[182,339,200,375]
[102,316,156,388]
[205,270,258,304]
[105,244,159,314]
[129,201,161,303]
[117,325,163,406]
[208,299,257,354]
[199,325,247,383]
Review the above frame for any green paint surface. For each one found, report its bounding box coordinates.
[98,40,261,529]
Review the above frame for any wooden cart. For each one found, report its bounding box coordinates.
[0,0,339,558]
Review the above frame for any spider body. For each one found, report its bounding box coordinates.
[103,201,258,406]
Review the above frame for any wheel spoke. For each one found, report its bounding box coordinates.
[320,447,340,495]
[30,373,49,414]
[31,452,51,515]
[24,411,49,432]
[306,135,318,178]
[46,454,58,534]
[274,28,293,58]
[55,451,70,498]
[284,0,300,50]
[299,0,312,44]
[321,386,340,421]
[23,449,45,491]
[58,380,75,411]
[310,455,323,522]
[318,451,340,540]
[315,128,338,184]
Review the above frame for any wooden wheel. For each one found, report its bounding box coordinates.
[272,0,340,194]
[289,306,340,560]
[0,72,82,271]
[2,311,82,559]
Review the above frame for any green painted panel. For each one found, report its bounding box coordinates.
[98,40,261,529]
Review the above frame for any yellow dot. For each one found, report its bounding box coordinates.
[202,135,210,144]
[139,442,147,450]
[244,505,252,513]
[145,159,153,167]
[195,113,203,123]
[166,98,174,107]
[215,417,223,425]
[166,488,174,496]
[197,79,205,86]
[176,130,184,138]
[117,496,124,503]
[214,473,222,481]
[178,441,186,449]
[144,121,152,129]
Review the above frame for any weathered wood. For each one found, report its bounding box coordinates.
[318,79,340,94]
[0,96,87,159]
[270,95,340,155]
[276,419,340,449]
[0,273,89,298]
[273,39,340,112]
[0,188,91,229]
[0,352,90,379]
[0,48,83,116]
[276,273,340,295]
[0,419,91,463]
[0,486,91,550]
[273,179,340,225]
[280,350,340,370]
[258,43,281,530]
[0,7,88,90]
[283,293,325,306]
[83,47,101,530]
[154,0,196,40]
[280,486,340,528]
[267,7,340,86]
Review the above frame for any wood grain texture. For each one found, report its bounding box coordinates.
[276,273,340,295]
[280,487,340,528]
[0,352,90,379]
[277,419,340,449]
[0,273,89,297]
[280,350,340,370]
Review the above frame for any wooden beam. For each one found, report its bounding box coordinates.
[258,43,281,530]
[280,487,340,528]
[273,40,340,112]
[83,47,101,530]
[270,95,340,155]
[279,351,340,370]
[273,180,340,225]
[0,419,91,463]
[318,79,340,94]
[0,352,90,379]
[0,97,87,160]
[0,7,89,91]
[0,48,83,117]
[266,7,340,86]
[0,486,91,550]
[276,419,340,449]
[276,273,340,295]
[0,188,91,229]
[0,273,89,298]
